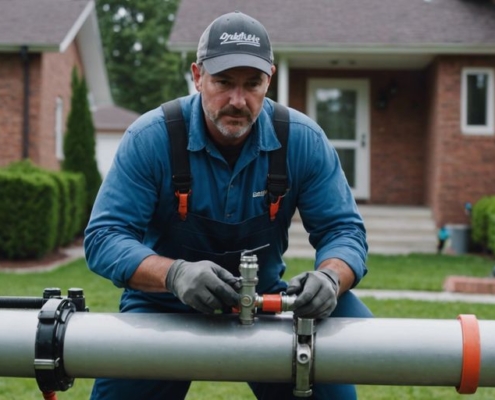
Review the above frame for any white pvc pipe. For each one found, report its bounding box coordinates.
[1,311,494,388]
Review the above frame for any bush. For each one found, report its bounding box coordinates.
[488,214,495,255]
[64,172,87,241]
[62,68,102,224]
[471,195,495,250]
[0,171,58,259]
[1,160,87,258]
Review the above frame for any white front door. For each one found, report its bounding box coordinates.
[307,79,370,200]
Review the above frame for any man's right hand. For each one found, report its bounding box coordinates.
[165,260,240,314]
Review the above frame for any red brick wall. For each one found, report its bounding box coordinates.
[427,56,495,226]
[369,71,427,204]
[289,69,428,205]
[0,42,83,170]
[424,60,440,221]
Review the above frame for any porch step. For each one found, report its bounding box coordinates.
[286,205,438,258]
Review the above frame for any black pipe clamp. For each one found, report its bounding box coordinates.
[34,288,87,392]
[34,297,76,392]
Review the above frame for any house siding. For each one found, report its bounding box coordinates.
[0,42,83,171]
[428,56,495,226]
[289,57,495,226]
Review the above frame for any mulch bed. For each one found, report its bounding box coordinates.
[0,238,83,270]
[0,250,69,270]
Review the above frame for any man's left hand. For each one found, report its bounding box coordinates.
[286,269,340,319]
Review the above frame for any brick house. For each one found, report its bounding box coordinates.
[0,0,139,177]
[168,0,495,227]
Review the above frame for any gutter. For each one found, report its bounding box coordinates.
[20,45,30,159]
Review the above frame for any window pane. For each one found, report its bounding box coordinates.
[315,89,357,140]
[336,149,355,187]
[467,73,488,126]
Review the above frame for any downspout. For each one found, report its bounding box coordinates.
[20,45,30,159]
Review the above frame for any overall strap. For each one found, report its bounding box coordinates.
[162,99,290,222]
[267,103,290,221]
[162,99,191,220]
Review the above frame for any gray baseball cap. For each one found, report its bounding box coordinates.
[196,11,273,76]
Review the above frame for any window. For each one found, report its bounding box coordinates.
[461,68,494,135]
[55,97,64,160]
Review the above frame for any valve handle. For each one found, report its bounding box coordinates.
[240,243,270,257]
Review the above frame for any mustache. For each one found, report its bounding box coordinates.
[218,106,251,118]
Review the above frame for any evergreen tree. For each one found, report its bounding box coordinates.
[96,0,188,114]
[62,68,102,224]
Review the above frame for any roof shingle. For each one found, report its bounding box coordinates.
[0,0,92,50]
[169,0,495,51]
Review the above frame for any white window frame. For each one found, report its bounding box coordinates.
[55,97,64,160]
[461,68,494,135]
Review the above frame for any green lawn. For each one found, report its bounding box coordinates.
[0,253,494,399]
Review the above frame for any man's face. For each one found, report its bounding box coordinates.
[192,64,274,145]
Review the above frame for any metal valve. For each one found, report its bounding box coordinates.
[236,245,296,324]
[238,248,261,325]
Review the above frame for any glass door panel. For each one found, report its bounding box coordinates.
[307,79,370,199]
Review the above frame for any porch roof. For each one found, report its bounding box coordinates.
[93,105,140,133]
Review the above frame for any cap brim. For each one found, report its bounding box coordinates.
[203,54,272,76]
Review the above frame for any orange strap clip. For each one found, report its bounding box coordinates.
[42,391,58,400]
[456,314,481,394]
[175,191,190,221]
[269,196,282,221]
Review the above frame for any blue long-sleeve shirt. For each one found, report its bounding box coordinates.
[84,94,367,290]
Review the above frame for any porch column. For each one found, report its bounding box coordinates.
[277,56,289,106]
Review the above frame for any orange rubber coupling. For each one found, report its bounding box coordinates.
[262,294,282,313]
[456,314,481,394]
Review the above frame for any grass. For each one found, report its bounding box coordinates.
[0,253,494,399]
[285,253,495,291]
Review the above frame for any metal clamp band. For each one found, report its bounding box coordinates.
[293,318,315,397]
[34,298,76,392]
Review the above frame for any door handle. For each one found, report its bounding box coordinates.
[361,133,367,147]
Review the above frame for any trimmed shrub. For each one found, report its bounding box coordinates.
[2,160,86,254]
[6,160,73,247]
[0,171,58,259]
[488,214,495,255]
[62,68,102,225]
[64,172,87,240]
[471,195,495,251]
[49,172,71,247]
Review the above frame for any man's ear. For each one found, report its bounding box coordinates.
[191,63,202,92]
[266,65,277,92]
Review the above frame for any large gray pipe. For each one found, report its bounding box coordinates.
[1,310,494,389]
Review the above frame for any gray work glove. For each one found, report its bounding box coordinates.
[286,269,340,319]
[166,259,241,314]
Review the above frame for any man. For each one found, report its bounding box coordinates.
[85,10,372,400]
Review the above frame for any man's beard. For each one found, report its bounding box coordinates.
[205,105,254,140]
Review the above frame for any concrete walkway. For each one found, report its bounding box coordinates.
[352,289,495,304]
